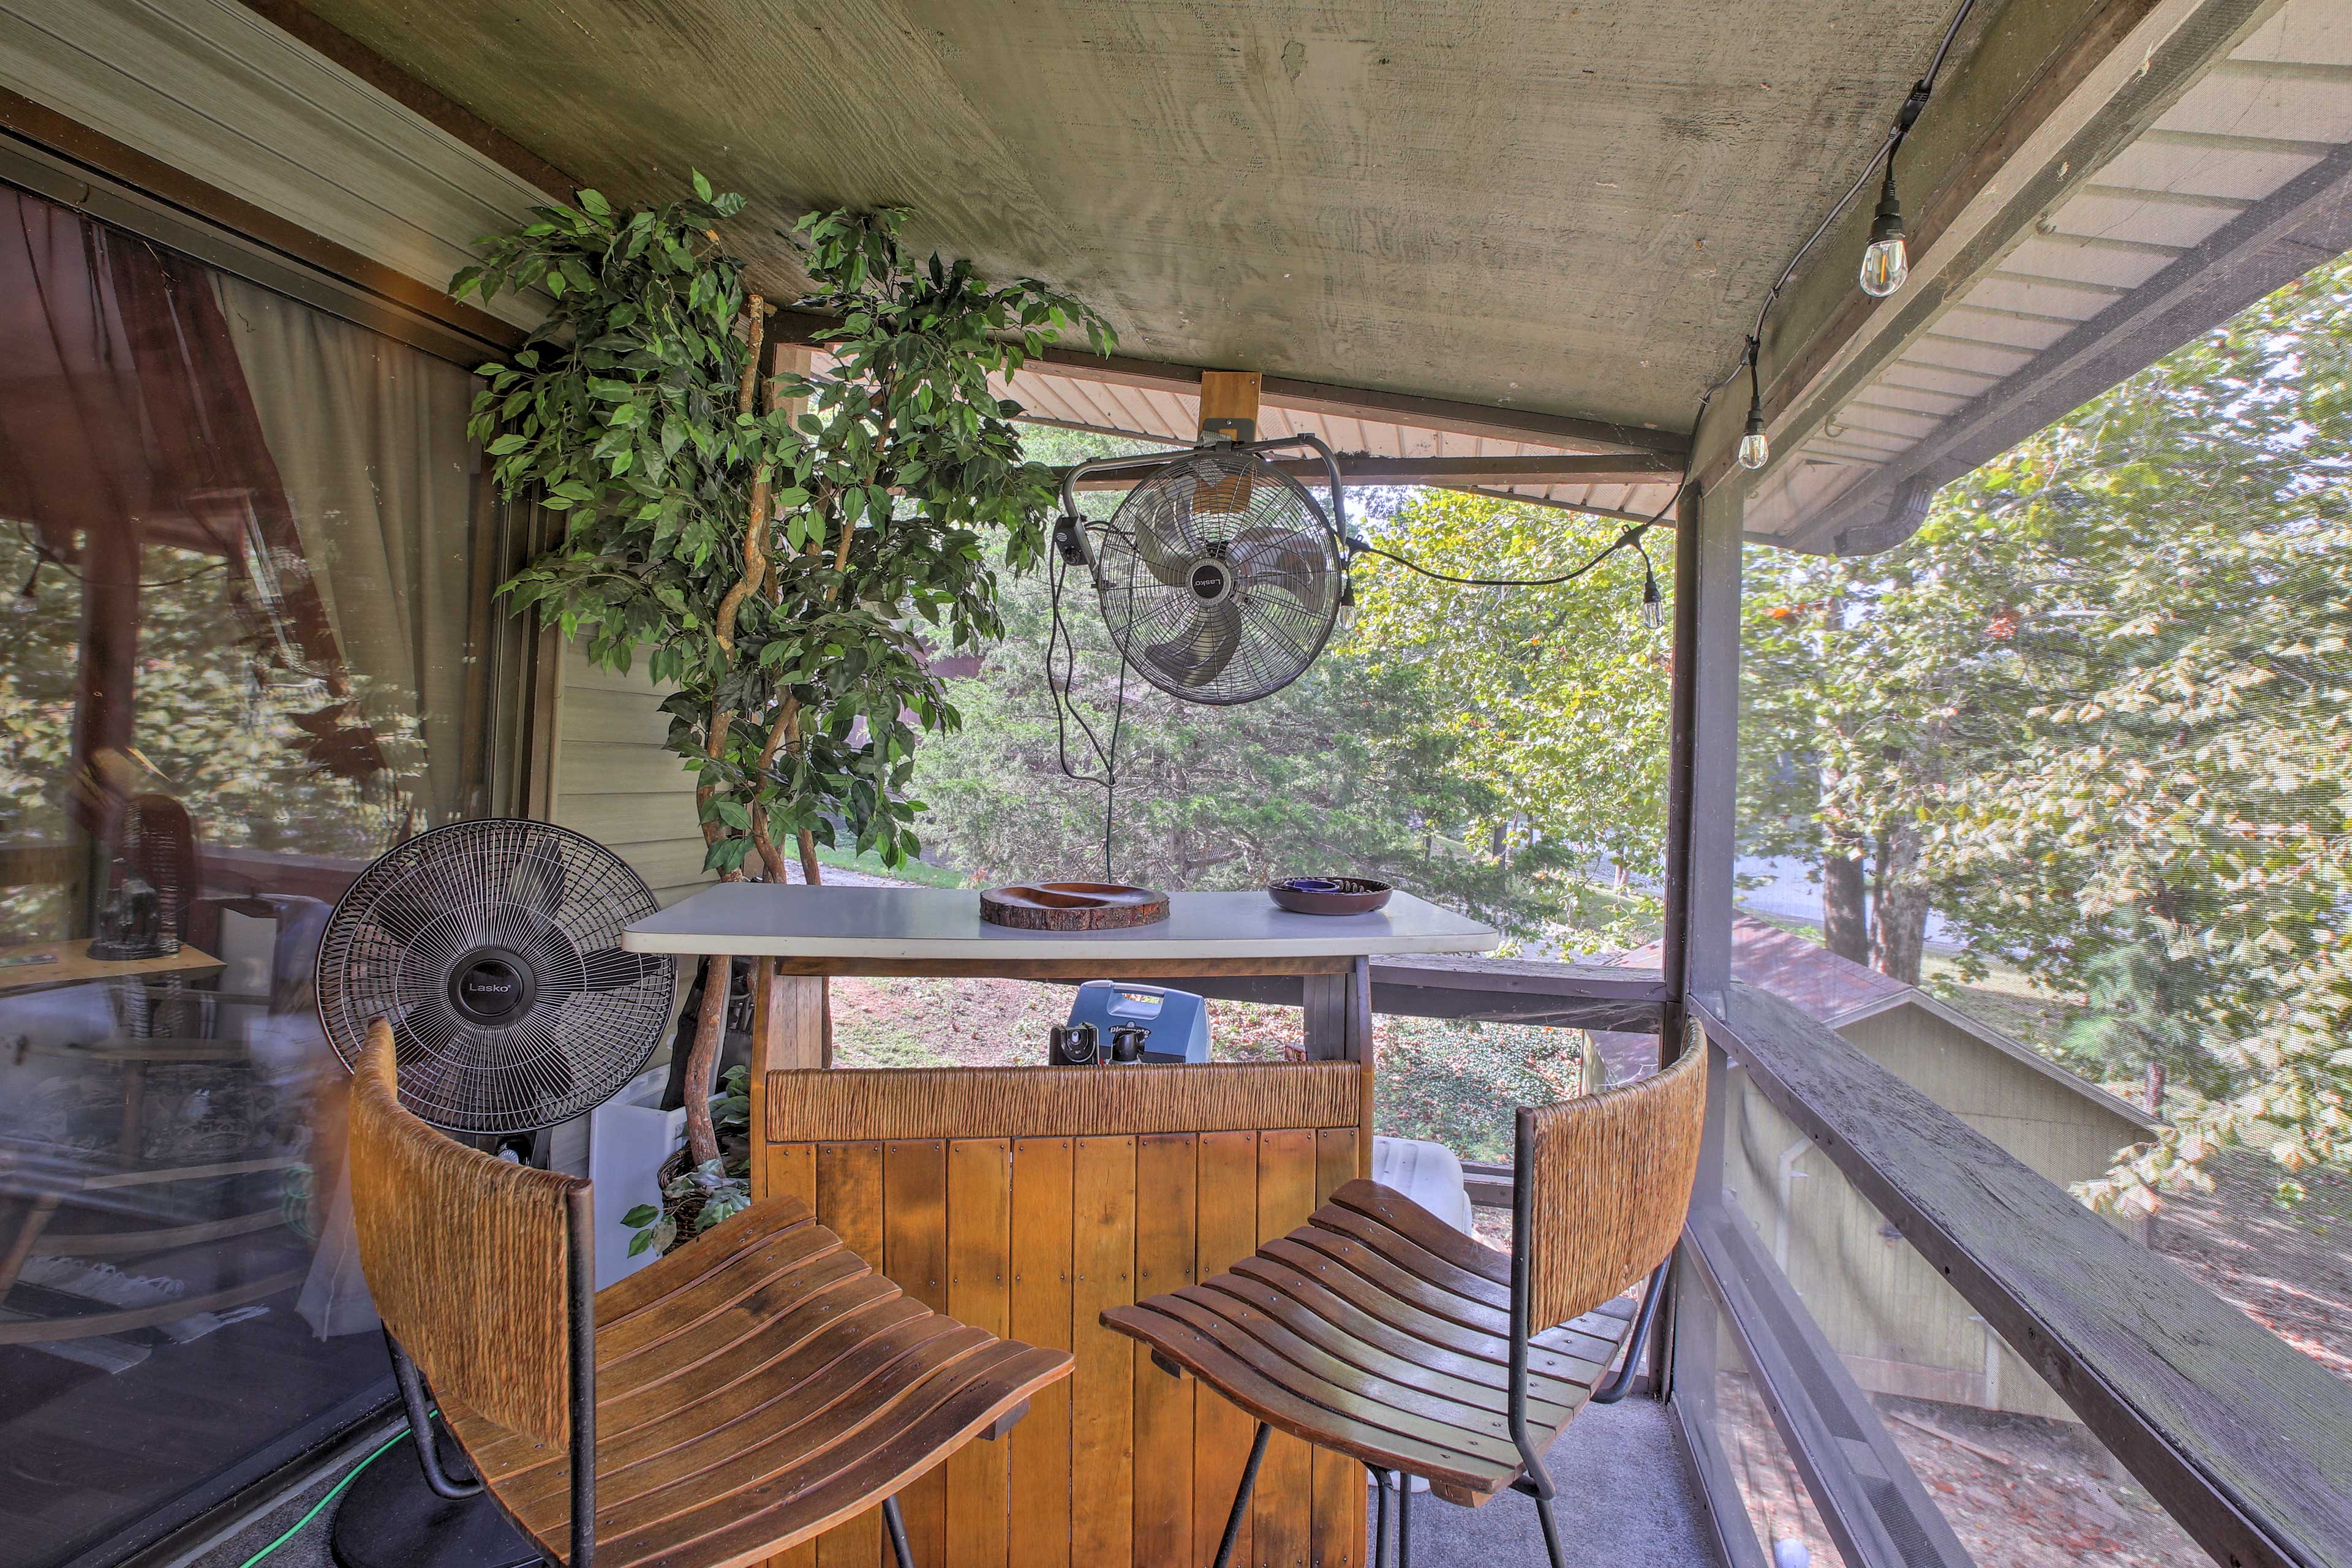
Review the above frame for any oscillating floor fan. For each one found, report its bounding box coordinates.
[312,818,674,1568]
[1057,433,1349,704]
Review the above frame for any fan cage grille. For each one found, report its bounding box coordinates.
[315,818,674,1134]
[1091,447,1344,705]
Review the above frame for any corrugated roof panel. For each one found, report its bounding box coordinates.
[2050,185,2246,247]
[1969,271,2131,318]
[1853,383,1972,417]
[2158,59,2352,143]
[1837,402,1946,441]
[2097,132,2331,199]
[2004,234,2185,292]
[1937,302,2090,350]
[1902,336,2040,379]
[1876,364,2004,399]
[2234,6,2352,65]
[1750,0,2352,547]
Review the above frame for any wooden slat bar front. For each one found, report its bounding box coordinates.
[758,1063,1371,1568]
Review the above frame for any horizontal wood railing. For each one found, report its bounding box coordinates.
[1095,953,1670,1034]
[1699,982,2352,1568]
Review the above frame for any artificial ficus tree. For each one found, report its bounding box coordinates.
[457,186,1110,1174]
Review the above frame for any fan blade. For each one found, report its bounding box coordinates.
[579,948,663,991]
[1122,488,1196,587]
[1144,602,1243,690]
[1231,524,1325,576]
[1229,525,1330,603]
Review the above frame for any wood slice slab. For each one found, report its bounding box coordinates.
[979,882,1169,930]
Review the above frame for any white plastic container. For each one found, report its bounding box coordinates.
[588,1066,686,1291]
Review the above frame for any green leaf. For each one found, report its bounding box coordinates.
[692,169,715,203]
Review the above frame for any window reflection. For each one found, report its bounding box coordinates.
[0,183,497,1567]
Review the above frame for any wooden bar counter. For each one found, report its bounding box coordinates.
[622,886,1496,1568]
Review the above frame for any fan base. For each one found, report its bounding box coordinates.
[330,1425,543,1568]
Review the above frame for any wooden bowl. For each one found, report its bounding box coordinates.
[1267,876,1393,916]
[979,882,1169,930]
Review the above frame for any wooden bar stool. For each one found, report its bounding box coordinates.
[345,1021,1071,1567]
[1104,1035,1706,1568]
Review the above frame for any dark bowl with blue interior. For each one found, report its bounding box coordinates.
[1267,876,1394,916]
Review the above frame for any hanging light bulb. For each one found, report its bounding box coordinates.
[1736,342,1770,470]
[1860,156,1909,298]
[1335,570,1357,631]
[1641,562,1665,629]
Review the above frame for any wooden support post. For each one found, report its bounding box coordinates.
[1303,958,1376,1177]
[1196,369,1262,443]
[747,957,826,1202]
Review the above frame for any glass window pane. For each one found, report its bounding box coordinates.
[0,182,496,1567]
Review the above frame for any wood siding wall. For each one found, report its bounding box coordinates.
[0,0,545,330]
[755,1065,1371,1568]
[1722,1005,2151,1423]
[547,641,710,908]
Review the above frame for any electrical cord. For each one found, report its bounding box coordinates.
[1044,536,1130,882]
[233,1425,412,1568]
[1348,523,1653,589]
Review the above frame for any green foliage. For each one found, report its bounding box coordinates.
[1373,1018,1592,1162]
[907,475,1561,935]
[1742,254,2352,1207]
[1351,489,1672,948]
[460,187,1111,876]
[620,1066,755,1259]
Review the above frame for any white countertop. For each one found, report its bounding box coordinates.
[619,885,1498,960]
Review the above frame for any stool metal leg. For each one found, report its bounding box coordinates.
[1371,1468,1392,1568]
[1213,1422,1272,1568]
[881,1494,914,1568]
[1396,1472,1413,1568]
[1532,1492,1568,1568]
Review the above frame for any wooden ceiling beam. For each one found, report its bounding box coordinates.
[1061,453,1681,491]
[769,307,1690,460]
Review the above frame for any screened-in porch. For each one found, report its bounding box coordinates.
[2,2,2350,1567]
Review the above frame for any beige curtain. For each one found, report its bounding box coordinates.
[212,274,483,828]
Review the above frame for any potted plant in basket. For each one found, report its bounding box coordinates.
[455,182,1110,1250]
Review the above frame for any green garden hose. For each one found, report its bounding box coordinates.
[233,1426,412,1568]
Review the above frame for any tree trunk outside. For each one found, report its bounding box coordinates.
[1822,843,1870,966]
[1872,879,1931,985]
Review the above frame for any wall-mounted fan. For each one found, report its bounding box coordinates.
[315,817,674,1137]
[1056,432,1349,706]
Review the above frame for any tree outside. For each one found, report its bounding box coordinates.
[1741,252,2352,1208]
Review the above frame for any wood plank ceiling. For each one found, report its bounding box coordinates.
[288,0,1986,449]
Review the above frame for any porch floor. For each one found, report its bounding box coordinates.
[192,1396,1716,1568]
[1398,1396,1715,1567]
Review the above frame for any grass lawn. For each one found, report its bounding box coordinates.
[812,845,968,888]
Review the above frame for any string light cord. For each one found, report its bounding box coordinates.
[1621,0,1974,521]
[1347,521,1653,589]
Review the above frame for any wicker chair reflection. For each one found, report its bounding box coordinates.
[1104,1033,1706,1568]
[345,1020,1070,1567]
